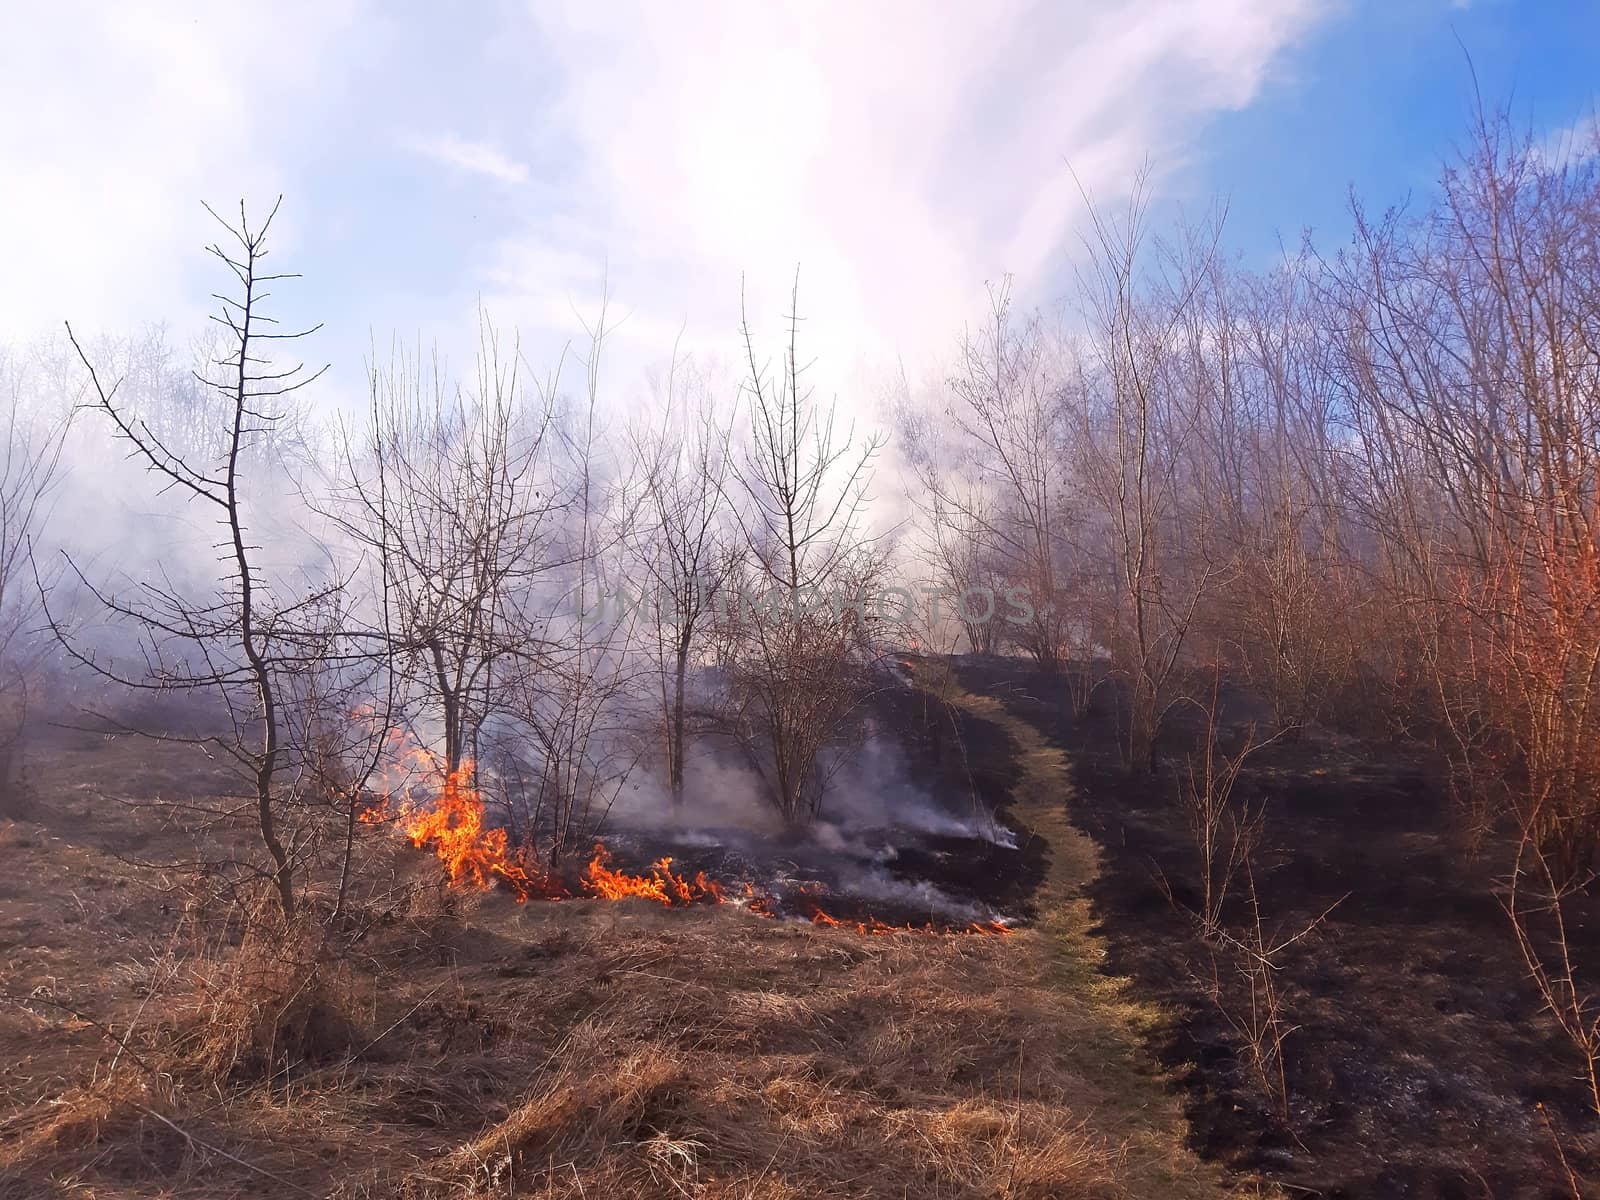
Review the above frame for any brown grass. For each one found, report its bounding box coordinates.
[1,1076,191,1188]
[166,914,368,1082]
[355,918,1137,1200]
[2,881,1222,1199]
[0,695,1246,1199]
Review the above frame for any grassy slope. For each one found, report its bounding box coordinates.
[0,683,1241,1199]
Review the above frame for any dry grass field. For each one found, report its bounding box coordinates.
[0,691,1240,1200]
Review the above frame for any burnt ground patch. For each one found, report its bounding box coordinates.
[957,657,1600,1198]
[590,680,1046,930]
[865,678,1045,918]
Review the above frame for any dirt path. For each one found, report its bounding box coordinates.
[929,666,1240,1200]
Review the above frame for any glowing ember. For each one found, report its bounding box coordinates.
[740,883,777,918]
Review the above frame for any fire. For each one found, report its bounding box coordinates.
[804,904,1011,938]
[360,737,1010,937]
[740,883,777,918]
[583,844,726,906]
[359,750,563,903]
[966,920,1012,937]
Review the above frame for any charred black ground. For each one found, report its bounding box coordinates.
[587,683,1045,930]
[956,658,1600,1198]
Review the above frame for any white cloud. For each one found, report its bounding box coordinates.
[0,0,1334,415]
[0,0,362,336]
[405,133,531,185]
[477,0,1332,394]
[1538,111,1600,168]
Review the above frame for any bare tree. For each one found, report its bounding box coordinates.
[627,355,735,806]
[892,369,999,658]
[0,349,69,797]
[497,302,643,864]
[330,319,568,781]
[719,275,886,825]
[931,282,1082,669]
[1073,181,1224,772]
[56,198,328,922]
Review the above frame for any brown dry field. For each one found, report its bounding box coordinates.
[0,687,1246,1200]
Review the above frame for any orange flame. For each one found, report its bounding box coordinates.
[582,844,726,906]
[804,904,1011,938]
[360,738,1010,937]
[360,750,563,903]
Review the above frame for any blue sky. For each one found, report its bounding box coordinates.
[1187,0,1600,267]
[3,1,1595,413]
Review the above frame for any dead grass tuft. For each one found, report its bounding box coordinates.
[418,1046,689,1196]
[0,1075,191,1185]
[919,1099,1123,1199]
[169,914,367,1081]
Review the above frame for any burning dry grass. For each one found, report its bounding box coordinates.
[0,689,1239,1199]
[360,751,1005,933]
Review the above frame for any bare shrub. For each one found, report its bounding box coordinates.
[1176,681,1275,936]
[172,909,366,1081]
[1203,864,1338,1130]
[1507,800,1600,1116]
[1326,109,1600,880]
[717,277,886,825]
[1166,682,1332,1128]
[626,358,735,806]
